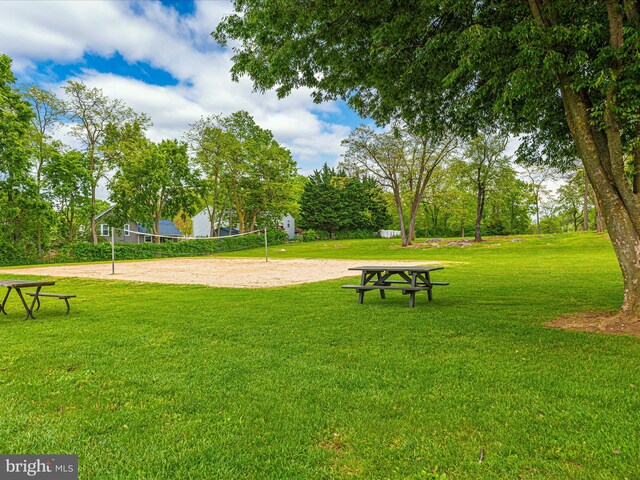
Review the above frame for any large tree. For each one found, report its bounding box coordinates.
[299,164,390,237]
[185,115,237,237]
[215,1,640,316]
[107,123,196,242]
[520,164,557,235]
[341,124,456,246]
[218,111,298,233]
[43,148,91,243]
[23,86,64,255]
[64,81,143,245]
[557,172,587,232]
[459,134,510,242]
[299,164,343,238]
[0,54,37,256]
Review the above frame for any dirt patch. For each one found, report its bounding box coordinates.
[0,258,438,289]
[546,311,640,338]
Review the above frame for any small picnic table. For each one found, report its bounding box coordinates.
[0,280,56,320]
[342,266,447,307]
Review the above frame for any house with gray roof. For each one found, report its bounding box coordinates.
[95,206,184,243]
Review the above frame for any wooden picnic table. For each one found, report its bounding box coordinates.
[342,266,448,307]
[0,280,56,320]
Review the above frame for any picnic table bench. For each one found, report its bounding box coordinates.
[0,280,56,320]
[26,292,76,315]
[342,266,448,307]
[0,280,75,319]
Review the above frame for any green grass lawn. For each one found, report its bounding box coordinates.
[1,233,638,479]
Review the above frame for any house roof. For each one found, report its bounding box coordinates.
[95,205,114,220]
[137,220,183,237]
[96,207,183,236]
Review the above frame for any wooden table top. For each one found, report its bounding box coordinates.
[0,280,56,288]
[348,266,444,273]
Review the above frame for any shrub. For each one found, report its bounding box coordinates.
[333,229,375,240]
[301,229,375,242]
[301,229,328,242]
[0,230,288,266]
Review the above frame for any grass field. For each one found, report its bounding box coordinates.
[1,233,638,479]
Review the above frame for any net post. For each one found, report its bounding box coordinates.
[111,227,115,275]
[264,228,268,262]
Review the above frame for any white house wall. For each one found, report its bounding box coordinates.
[192,207,295,239]
[282,214,295,239]
[192,209,212,238]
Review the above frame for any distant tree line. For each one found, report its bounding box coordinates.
[1,51,602,265]
[0,53,298,263]
[302,126,598,244]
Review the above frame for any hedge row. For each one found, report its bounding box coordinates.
[302,229,376,242]
[0,230,288,266]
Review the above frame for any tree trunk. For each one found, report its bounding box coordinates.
[393,189,409,246]
[68,209,74,243]
[408,212,416,243]
[89,144,98,245]
[595,203,605,233]
[526,2,640,316]
[209,208,216,237]
[154,210,161,244]
[598,196,640,315]
[216,211,223,237]
[560,83,640,315]
[424,209,429,238]
[474,188,484,242]
[210,170,219,237]
[535,196,541,234]
[433,209,438,236]
[408,200,422,243]
[90,193,98,245]
[583,172,589,231]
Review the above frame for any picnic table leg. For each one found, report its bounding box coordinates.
[426,272,433,301]
[409,271,419,307]
[27,286,43,319]
[357,271,367,304]
[0,287,11,315]
[64,298,70,314]
[376,272,386,299]
[15,287,36,320]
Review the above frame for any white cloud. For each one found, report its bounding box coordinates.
[0,0,355,179]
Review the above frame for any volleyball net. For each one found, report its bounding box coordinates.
[107,227,275,274]
[112,227,265,243]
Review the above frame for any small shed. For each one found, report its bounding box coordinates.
[281,213,295,239]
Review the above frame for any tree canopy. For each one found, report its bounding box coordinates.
[299,164,390,237]
[215,1,640,315]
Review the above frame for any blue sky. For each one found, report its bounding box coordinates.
[1,0,369,174]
